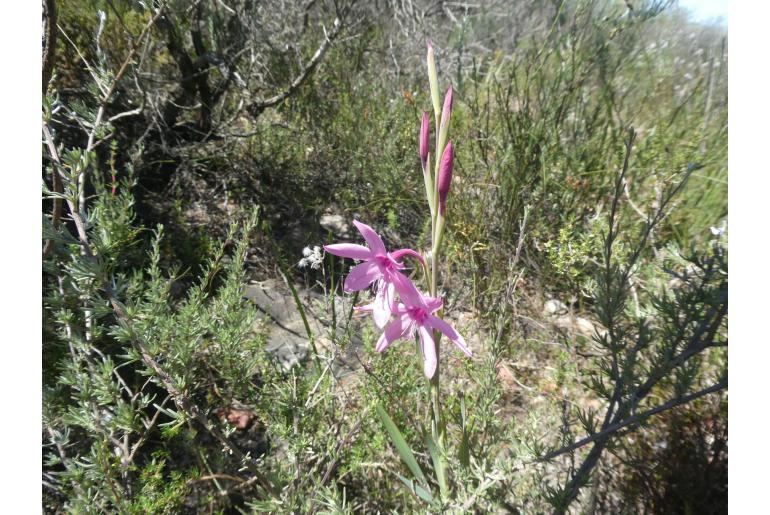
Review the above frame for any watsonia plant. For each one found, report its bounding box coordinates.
[323,41,472,506]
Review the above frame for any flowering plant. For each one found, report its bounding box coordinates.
[324,41,467,504]
[324,220,470,376]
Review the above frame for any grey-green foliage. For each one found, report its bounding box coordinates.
[43,171,266,511]
[537,135,727,512]
[447,0,727,315]
[44,67,284,509]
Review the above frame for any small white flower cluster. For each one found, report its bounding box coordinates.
[710,219,727,238]
[298,245,323,270]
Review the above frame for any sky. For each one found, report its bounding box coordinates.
[677,0,728,24]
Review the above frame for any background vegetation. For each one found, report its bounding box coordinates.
[42,0,727,512]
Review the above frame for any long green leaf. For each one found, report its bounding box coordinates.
[375,404,428,487]
[277,258,321,373]
[459,394,470,469]
[394,472,434,504]
[424,431,449,500]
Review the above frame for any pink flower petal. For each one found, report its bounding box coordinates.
[376,314,412,352]
[383,279,396,308]
[372,308,390,329]
[372,282,394,329]
[419,325,437,378]
[352,220,386,256]
[427,315,471,357]
[424,297,443,313]
[344,261,382,292]
[323,243,373,260]
[354,302,375,313]
[438,141,454,214]
[391,302,408,316]
[391,272,426,308]
[390,248,425,265]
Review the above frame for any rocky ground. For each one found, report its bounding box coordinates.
[242,271,606,415]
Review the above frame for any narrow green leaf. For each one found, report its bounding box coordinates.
[424,431,449,500]
[459,431,470,470]
[278,264,312,341]
[376,404,428,487]
[277,257,321,373]
[459,394,470,469]
[394,472,434,504]
[42,215,78,244]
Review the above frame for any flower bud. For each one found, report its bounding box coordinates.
[438,140,454,214]
[437,85,453,160]
[426,40,441,120]
[441,85,454,126]
[419,112,430,169]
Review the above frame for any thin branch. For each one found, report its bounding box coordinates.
[57,25,109,97]
[42,0,61,259]
[247,1,355,115]
[600,129,636,429]
[46,426,88,499]
[42,0,58,94]
[307,412,365,508]
[99,4,168,111]
[42,127,63,258]
[537,379,727,462]
[127,395,170,464]
[42,124,94,256]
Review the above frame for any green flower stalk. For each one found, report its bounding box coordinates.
[422,46,457,498]
[420,111,430,170]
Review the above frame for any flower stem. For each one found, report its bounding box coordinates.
[428,228,447,494]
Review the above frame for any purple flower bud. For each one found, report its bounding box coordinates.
[419,112,430,168]
[438,140,454,214]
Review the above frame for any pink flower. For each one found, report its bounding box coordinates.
[438,140,453,214]
[324,220,423,328]
[375,273,471,378]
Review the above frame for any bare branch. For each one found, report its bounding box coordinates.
[247,1,355,116]
[538,379,727,462]
[42,0,58,94]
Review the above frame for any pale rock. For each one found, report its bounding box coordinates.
[319,214,350,237]
[543,299,568,317]
[553,314,605,339]
[244,279,363,374]
[574,317,599,338]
